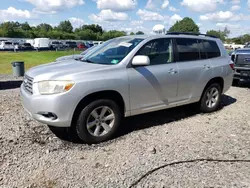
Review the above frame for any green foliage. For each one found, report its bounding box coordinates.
[130,32,135,35]
[0,21,126,41]
[136,31,144,35]
[168,17,199,33]
[206,27,230,42]
[57,20,73,33]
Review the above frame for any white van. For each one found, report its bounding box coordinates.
[33,38,50,49]
[0,41,14,50]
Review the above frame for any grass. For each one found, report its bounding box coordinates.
[0,50,80,74]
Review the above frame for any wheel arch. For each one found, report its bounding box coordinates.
[200,77,224,100]
[71,90,126,127]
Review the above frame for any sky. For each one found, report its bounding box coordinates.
[0,0,249,37]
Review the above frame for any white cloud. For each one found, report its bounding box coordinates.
[0,7,33,22]
[136,9,164,21]
[248,0,250,8]
[169,14,182,25]
[200,11,250,22]
[25,0,84,14]
[130,20,143,26]
[145,0,155,9]
[96,0,137,11]
[216,22,240,29]
[162,0,169,9]
[181,0,224,13]
[89,9,128,22]
[69,17,85,28]
[231,0,240,4]
[231,5,240,11]
[169,6,179,12]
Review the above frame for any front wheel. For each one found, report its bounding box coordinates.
[76,99,122,144]
[200,83,222,113]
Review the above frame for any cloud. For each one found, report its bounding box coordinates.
[25,0,84,14]
[69,17,85,28]
[231,5,240,11]
[0,7,33,22]
[136,9,164,21]
[216,22,240,29]
[181,0,224,13]
[169,14,182,25]
[200,11,250,22]
[89,9,128,22]
[231,0,240,4]
[169,6,179,12]
[95,0,137,11]
[130,20,143,26]
[248,0,250,8]
[162,0,169,9]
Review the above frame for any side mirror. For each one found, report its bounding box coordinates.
[132,55,150,66]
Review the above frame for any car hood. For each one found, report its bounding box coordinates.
[56,54,84,61]
[26,60,112,82]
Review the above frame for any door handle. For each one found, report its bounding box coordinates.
[168,68,178,74]
[204,64,211,69]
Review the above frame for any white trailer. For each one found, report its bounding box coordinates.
[26,39,35,46]
[33,38,50,49]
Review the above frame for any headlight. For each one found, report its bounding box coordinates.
[38,80,75,95]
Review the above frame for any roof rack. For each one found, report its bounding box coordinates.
[166,32,218,38]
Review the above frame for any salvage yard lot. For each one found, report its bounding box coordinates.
[1,75,250,187]
[0,50,79,74]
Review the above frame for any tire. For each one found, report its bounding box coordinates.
[232,79,240,86]
[200,83,222,113]
[76,99,122,144]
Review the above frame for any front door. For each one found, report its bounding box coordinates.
[127,38,179,115]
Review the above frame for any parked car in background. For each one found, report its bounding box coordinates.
[77,43,87,49]
[33,38,50,49]
[64,41,77,48]
[50,41,64,49]
[56,45,97,61]
[231,48,250,85]
[0,41,14,50]
[18,43,33,50]
[21,33,233,144]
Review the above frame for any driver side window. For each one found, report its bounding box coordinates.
[136,38,173,65]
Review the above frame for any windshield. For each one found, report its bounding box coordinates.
[82,37,144,65]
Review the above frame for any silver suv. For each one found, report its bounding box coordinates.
[21,33,234,144]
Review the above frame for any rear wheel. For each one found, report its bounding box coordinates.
[76,99,122,144]
[200,83,222,113]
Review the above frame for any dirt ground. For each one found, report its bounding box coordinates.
[1,75,250,188]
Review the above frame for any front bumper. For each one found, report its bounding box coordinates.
[20,83,76,127]
[234,66,250,80]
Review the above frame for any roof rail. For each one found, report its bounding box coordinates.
[166,32,218,38]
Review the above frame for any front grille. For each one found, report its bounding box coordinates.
[235,54,250,65]
[23,74,33,94]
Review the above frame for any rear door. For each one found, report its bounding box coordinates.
[127,38,179,115]
[175,38,213,102]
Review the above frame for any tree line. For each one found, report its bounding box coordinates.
[0,20,145,41]
[0,18,249,44]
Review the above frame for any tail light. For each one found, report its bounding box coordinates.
[229,62,234,70]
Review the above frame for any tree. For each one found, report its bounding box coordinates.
[136,31,144,35]
[168,17,199,33]
[21,22,31,31]
[130,32,135,35]
[81,24,103,34]
[36,23,53,33]
[57,20,73,33]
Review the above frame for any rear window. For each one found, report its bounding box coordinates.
[175,38,221,62]
[203,40,221,58]
[176,38,200,61]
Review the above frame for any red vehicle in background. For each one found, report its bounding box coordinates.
[78,43,87,49]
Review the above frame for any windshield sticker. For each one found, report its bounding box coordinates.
[118,42,132,48]
[111,59,119,64]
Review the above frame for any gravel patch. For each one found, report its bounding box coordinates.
[1,74,250,188]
